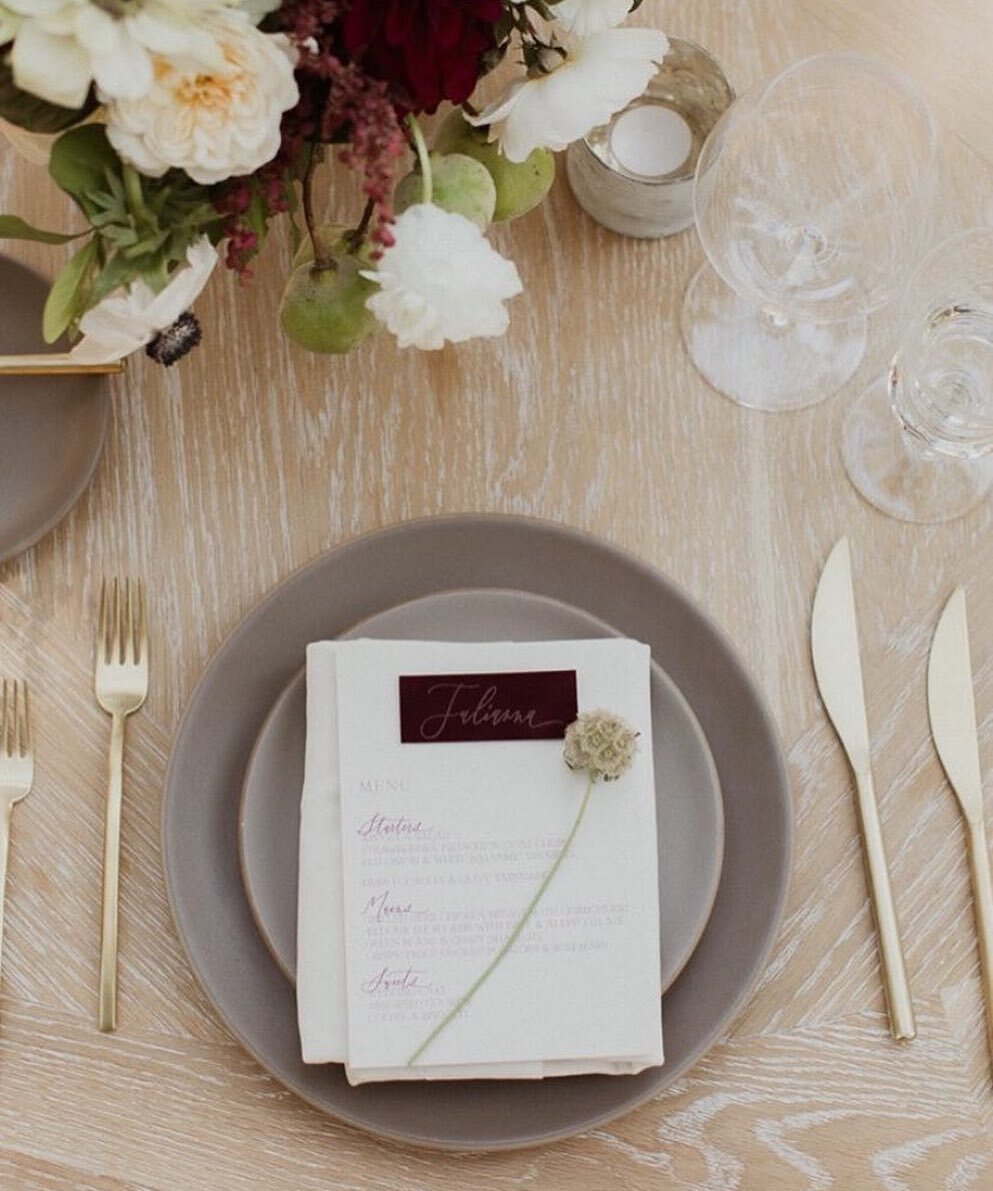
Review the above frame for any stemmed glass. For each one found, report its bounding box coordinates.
[682,53,939,412]
[842,228,993,522]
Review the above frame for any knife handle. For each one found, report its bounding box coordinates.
[966,816,993,1070]
[854,768,917,1041]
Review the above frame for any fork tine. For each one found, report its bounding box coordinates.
[124,579,135,665]
[1,679,7,756]
[11,681,20,757]
[99,578,109,664]
[17,681,29,758]
[136,580,147,666]
[113,577,122,664]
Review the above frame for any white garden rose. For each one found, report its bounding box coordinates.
[470,27,669,163]
[105,12,298,185]
[5,1,248,112]
[362,203,523,350]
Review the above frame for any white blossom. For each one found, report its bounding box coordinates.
[4,0,249,111]
[70,236,217,364]
[106,11,298,185]
[362,204,523,350]
[469,27,669,163]
[239,0,281,21]
[552,0,632,36]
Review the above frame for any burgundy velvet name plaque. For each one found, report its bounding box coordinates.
[399,670,578,744]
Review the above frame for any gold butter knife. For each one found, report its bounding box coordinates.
[928,587,993,1071]
[811,537,916,1040]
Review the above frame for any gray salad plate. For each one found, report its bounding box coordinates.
[162,515,792,1151]
[238,588,725,996]
[0,256,110,566]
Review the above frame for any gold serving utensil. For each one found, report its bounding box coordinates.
[0,679,33,1017]
[928,588,993,1076]
[95,579,148,1032]
[811,538,916,1041]
[0,353,124,377]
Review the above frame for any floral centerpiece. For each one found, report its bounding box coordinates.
[0,1,667,365]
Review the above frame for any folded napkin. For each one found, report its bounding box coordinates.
[297,638,663,1084]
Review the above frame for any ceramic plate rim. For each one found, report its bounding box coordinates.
[162,513,793,1151]
[0,255,111,566]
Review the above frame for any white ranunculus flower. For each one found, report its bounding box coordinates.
[552,0,632,35]
[470,27,669,163]
[106,12,298,185]
[70,236,218,364]
[362,204,523,351]
[239,0,281,22]
[7,0,246,111]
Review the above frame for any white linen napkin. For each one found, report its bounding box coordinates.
[297,638,663,1083]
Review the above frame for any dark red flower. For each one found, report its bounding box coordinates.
[342,0,503,113]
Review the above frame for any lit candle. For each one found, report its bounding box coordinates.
[565,37,733,238]
[609,104,694,178]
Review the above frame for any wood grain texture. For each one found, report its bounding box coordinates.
[3,0,993,1185]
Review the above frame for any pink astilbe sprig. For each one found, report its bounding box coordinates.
[279,0,408,252]
[316,56,407,250]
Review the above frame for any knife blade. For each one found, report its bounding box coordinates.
[811,537,916,1041]
[928,587,993,1073]
[929,589,983,823]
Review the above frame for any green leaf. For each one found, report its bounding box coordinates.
[87,249,143,306]
[0,214,84,244]
[0,59,97,134]
[42,237,98,344]
[49,125,120,218]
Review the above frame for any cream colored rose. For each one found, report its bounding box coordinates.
[106,12,298,185]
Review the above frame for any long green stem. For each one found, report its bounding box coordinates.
[407,773,596,1066]
[302,145,333,272]
[407,114,433,206]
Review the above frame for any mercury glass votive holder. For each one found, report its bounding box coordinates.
[566,37,734,238]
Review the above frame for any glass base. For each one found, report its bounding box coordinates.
[681,264,868,411]
[842,376,993,523]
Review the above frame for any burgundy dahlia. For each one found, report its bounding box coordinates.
[342,0,504,112]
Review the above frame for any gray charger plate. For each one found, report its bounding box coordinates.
[238,588,725,995]
[163,515,792,1151]
[0,257,110,566]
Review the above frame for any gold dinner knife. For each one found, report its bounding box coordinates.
[928,587,993,1070]
[811,537,916,1040]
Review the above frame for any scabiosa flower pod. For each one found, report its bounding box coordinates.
[342,0,504,112]
[563,709,639,781]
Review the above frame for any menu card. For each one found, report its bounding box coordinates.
[296,638,663,1084]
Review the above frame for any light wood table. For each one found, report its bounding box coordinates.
[2,1,993,1185]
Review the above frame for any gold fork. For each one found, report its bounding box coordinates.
[0,679,33,1015]
[95,579,148,1032]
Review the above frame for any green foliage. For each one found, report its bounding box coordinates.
[48,124,121,220]
[42,237,99,343]
[0,214,84,244]
[47,124,223,310]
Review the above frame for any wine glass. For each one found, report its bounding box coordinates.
[842,228,993,522]
[681,53,939,412]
